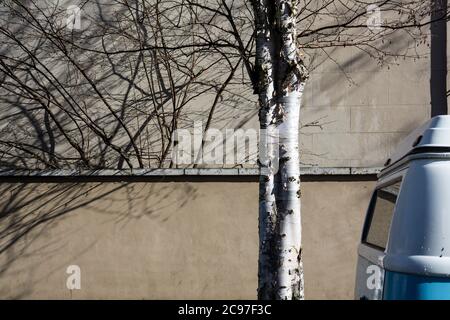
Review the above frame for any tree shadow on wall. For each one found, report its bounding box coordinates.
[0,179,197,298]
[0,0,255,170]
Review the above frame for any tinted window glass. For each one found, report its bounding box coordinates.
[364,181,401,250]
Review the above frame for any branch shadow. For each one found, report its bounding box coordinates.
[0,179,198,298]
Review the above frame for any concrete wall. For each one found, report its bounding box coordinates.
[299,42,432,167]
[0,0,438,170]
[0,178,375,299]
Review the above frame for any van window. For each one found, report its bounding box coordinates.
[364,181,402,250]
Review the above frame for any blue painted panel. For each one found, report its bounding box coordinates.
[384,271,450,300]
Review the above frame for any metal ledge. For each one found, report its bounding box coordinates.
[0,167,382,177]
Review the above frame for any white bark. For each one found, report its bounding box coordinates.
[255,0,308,300]
[276,90,304,300]
[253,0,277,300]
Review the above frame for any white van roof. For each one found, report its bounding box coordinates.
[387,115,450,166]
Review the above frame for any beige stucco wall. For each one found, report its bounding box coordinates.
[0,179,375,299]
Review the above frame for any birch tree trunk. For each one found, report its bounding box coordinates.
[254,0,309,300]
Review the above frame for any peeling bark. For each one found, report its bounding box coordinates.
[254,0,308,300]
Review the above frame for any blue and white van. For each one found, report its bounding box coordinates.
[355,115,450,300]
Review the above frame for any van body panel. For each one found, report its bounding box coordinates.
[384,255,450,277]
[387,160,450,260]
[384,271,450,300]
